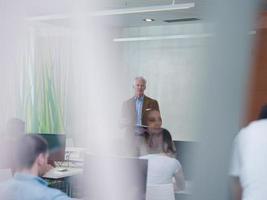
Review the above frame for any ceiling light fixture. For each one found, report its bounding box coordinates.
[144,18,155,22]
[113,34,213,42]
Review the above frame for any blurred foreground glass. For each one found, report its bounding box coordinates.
[191,0,261,200]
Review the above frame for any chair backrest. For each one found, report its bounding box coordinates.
[146,184,175,200]
[0,168,12,182]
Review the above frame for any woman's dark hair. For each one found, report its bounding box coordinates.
[16,135,48,169]
[143,128,176,154]
[162,128,176,154]
[258,104,267,120]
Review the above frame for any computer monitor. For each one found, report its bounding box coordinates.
[83,154,148,200]
[36,134,66,162]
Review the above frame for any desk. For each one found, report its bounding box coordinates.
[175,193,190,200]
[43,168,83,179]
[43,168,83,198]
[175,181,192,200]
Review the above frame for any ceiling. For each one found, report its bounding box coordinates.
[100,0,192,9]
[27,0,200,28]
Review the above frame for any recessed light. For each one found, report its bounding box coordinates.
[144,18,155,22]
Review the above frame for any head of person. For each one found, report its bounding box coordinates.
[15,135,49,176]
[6,118,25,139]
[258,104,267,120]
[133,76,146,98]
[143,109,162,132]
[162,128,176,155]
[0,119,25,173]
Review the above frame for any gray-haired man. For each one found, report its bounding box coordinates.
[122,76,160,126]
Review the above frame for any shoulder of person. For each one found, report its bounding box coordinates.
[164,155,182,168]
[155,155,181,168]
[123,97,135,106]
[139,154,158,159]
[126,97,135,102]
[46,187,71,199]
[247,119,267,130]
[237,119,267,140]
[139,154,153,160]
[144,95,158,103]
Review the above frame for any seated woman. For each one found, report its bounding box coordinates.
[140,128,185,191]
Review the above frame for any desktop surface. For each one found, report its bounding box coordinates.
[43,167,83,179]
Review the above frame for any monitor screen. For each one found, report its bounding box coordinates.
[36,133,66,162]
[173,140,197,180]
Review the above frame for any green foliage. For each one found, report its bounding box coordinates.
[25,63,64,134]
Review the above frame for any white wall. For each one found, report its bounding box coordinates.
[0,2,27,134]
[118,23,209,141]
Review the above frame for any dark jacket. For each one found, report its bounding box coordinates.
[121,95,160,126]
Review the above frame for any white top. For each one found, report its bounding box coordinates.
[140,154,182,185]
[230,119,267,200]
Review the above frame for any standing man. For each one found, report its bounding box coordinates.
[122,76,160,126]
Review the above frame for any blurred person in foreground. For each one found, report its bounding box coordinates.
[0,134,70,200]
[121,76,160,127]
[230,104,267,200]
